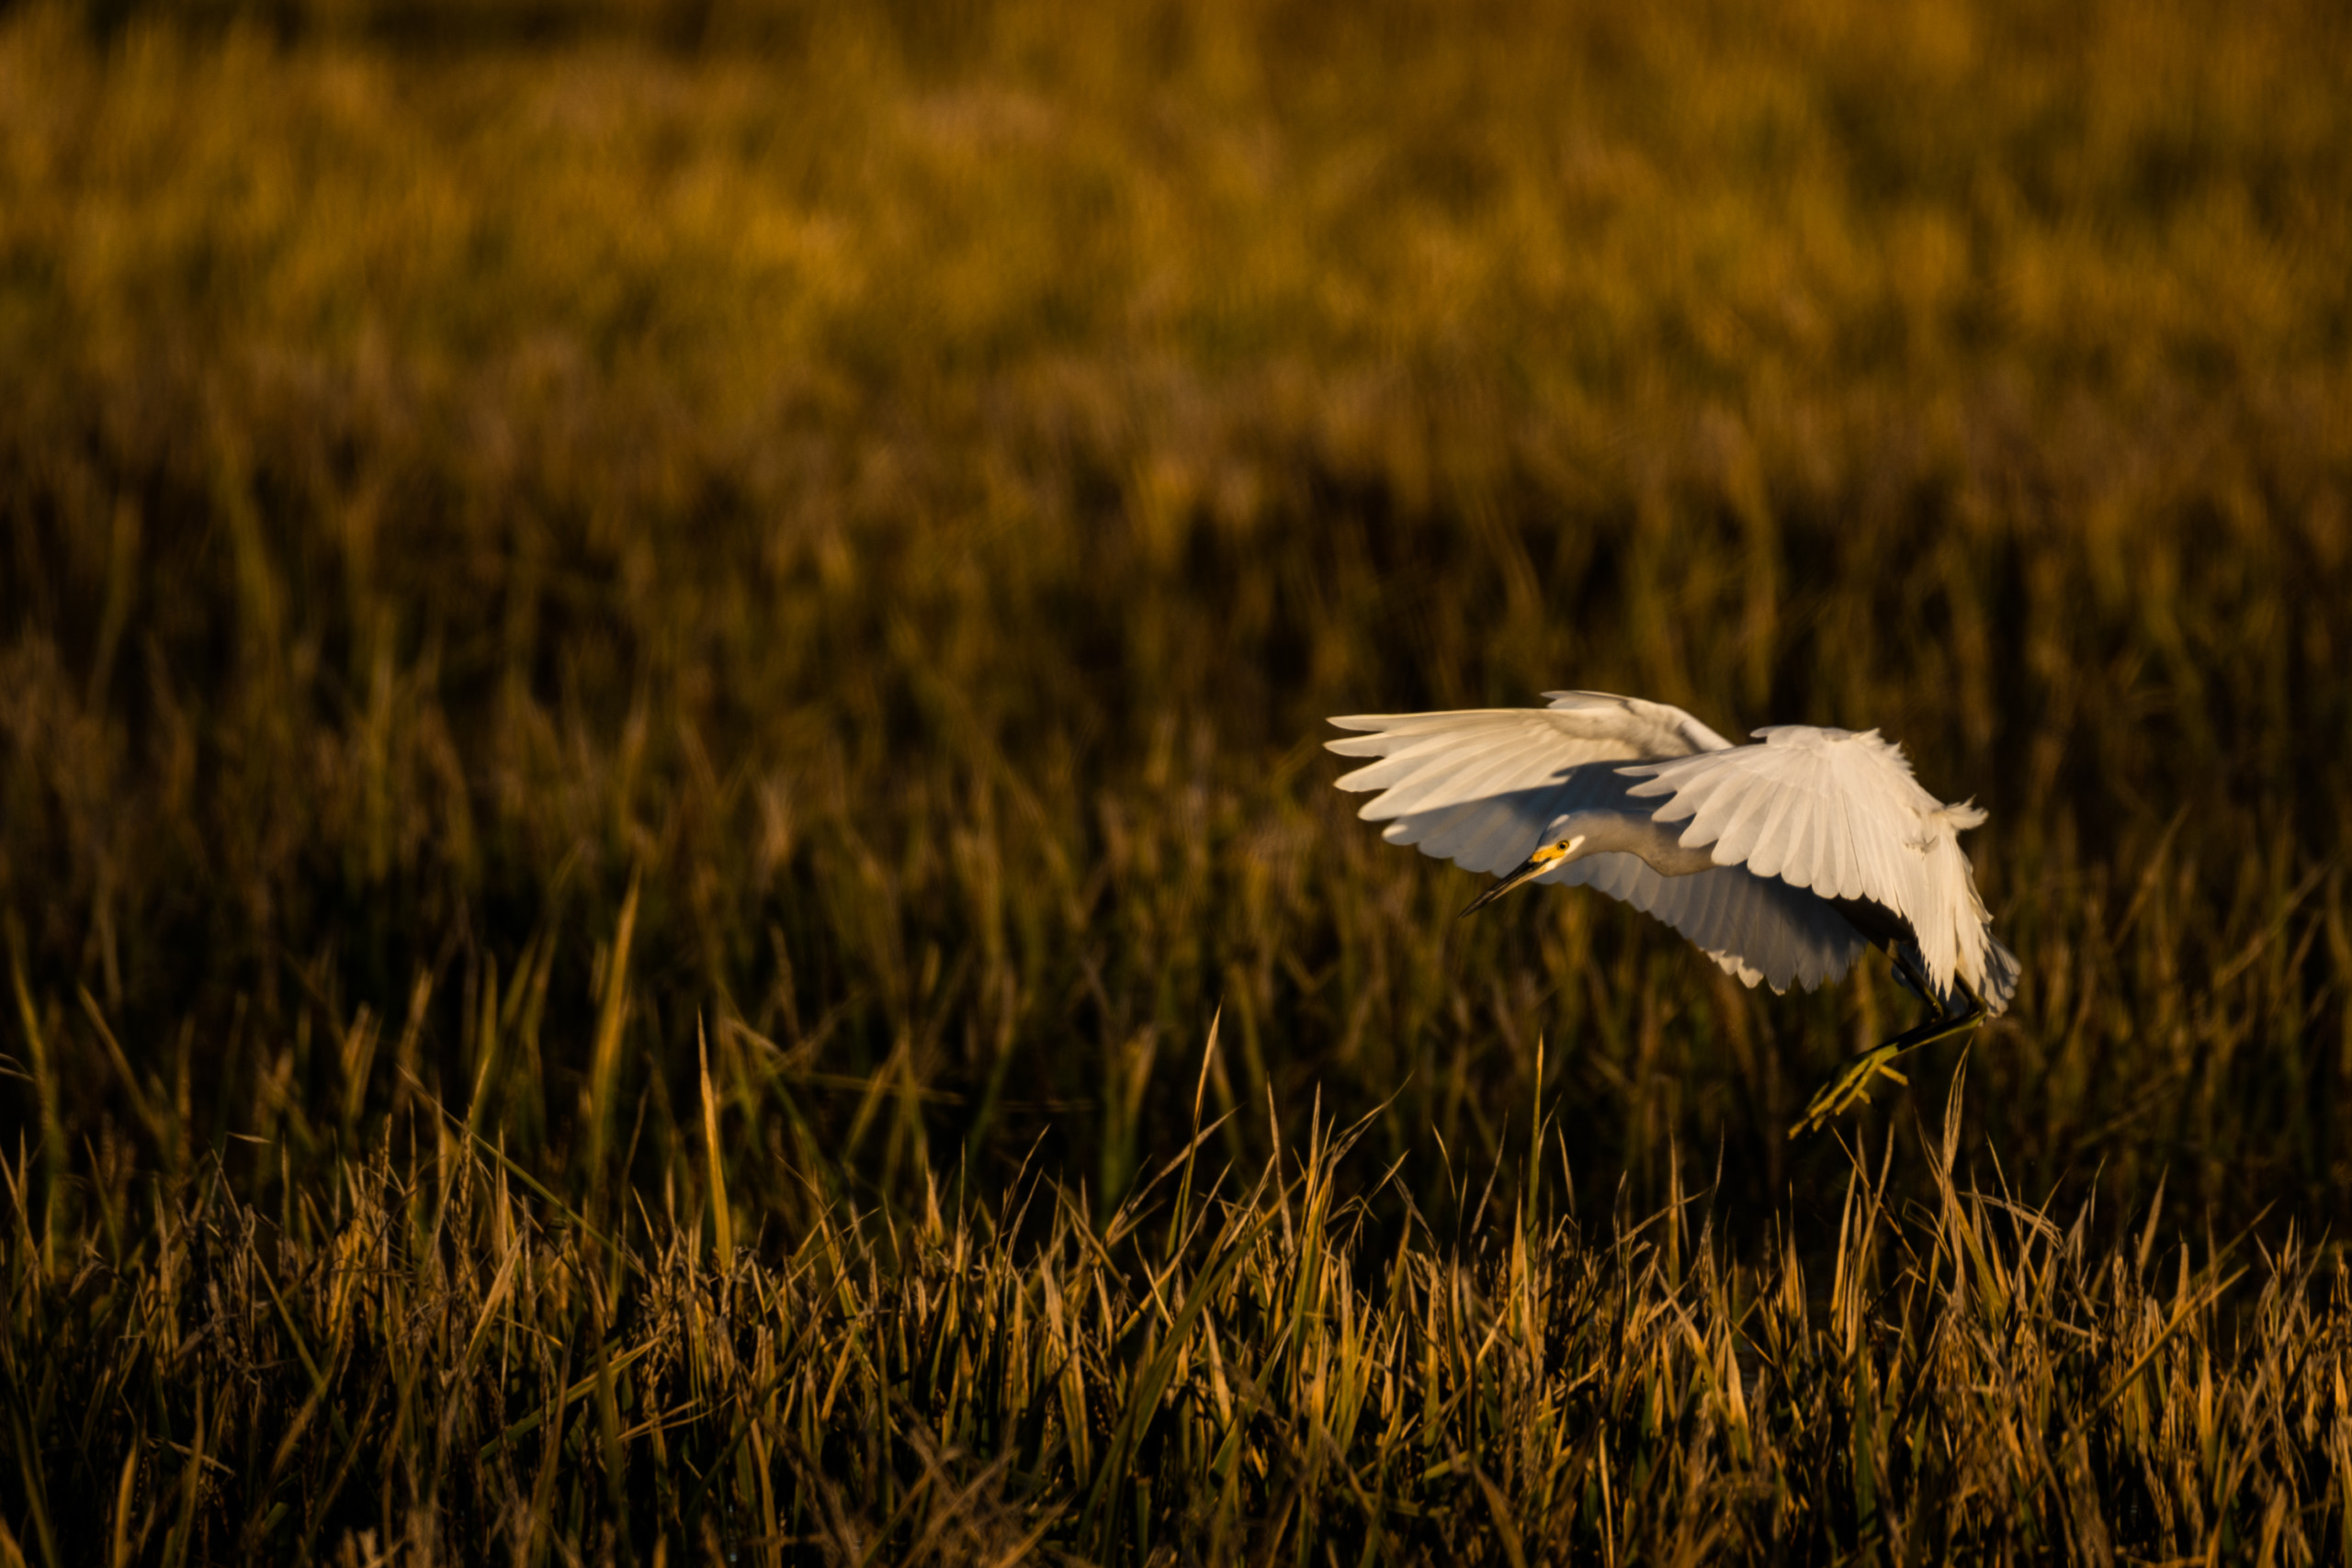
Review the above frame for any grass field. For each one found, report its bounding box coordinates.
[3,0,2350,1558]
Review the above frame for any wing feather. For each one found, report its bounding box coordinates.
[1624,728,1930,908]
[1620,725,2007,1004]
[1329,694,1732,878]
[1352,734,1532,815]
[1546,854,1867,994]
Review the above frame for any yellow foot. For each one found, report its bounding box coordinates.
[1789,1045,1909,1138]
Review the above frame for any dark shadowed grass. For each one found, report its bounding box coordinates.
[2,0,2346,1233]
[7,1043,2351,1564]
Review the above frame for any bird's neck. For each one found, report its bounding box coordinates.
[1558,809,1718,878]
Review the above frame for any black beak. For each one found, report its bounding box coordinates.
[1459,852,1559,918]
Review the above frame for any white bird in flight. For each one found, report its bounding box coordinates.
[1326,690,2018,1134]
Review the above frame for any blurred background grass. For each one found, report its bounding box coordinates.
[2,0,2348,1238]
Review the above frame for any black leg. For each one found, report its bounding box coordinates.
[1890,944,1941,1015]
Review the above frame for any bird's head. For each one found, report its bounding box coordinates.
[1460,833,1587,917]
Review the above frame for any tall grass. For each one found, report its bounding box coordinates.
[7,1046,2349,1562]
[1,0,2349,1552]
[3,0,2346,1227]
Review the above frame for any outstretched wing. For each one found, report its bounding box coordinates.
[1618,725,2007,1008]
[1616,726,1938,905]
[1329,693,1865,993]
[1326,692,1733,875]
[1547,853,1870,994]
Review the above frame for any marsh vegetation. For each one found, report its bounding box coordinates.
[2,0,2348,1557]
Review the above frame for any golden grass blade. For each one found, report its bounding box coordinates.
[701,1016,734,1265]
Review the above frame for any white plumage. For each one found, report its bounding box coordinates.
[1327,690,2018,1015]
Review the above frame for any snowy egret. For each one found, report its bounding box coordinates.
[1327,691,2018,1134]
